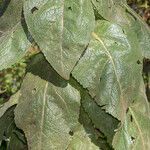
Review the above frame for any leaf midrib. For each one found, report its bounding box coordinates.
[39,82,48,149]
[92,32,126,120]
[129,108,146,150]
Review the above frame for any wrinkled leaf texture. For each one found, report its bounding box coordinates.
[72,20,142,121]
[0,0,150,150]
[72,2,150,149]
[23,0,95,79]
[15,54,104,150]
[113,80,150,150]
[91,0,150,58]
[15,73,81,150]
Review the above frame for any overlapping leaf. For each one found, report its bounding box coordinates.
[6,130,28,150]
[92,0,150,58]
[0,0,149,149]
[15,73,81,150]
[125,8,150,59]
[0,105,27,149]
[72,20,142,121]
[0,91,20,118]
[135,21,150,59]
[113,80,150,150]
[0,92,20,146]
[0,91,22,147]
[119,3,150,59]
[23,0,95,79]
[70,77,119,145]
[0,0,30,70]
[0,106,16,145]
[79,107,112,150]
[67,125,100,150]
[26,54,107,149]
[81,92,119,144]
[91,0,130,26]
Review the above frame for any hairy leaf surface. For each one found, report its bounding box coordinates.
[72,20,142,120]
[23,0,95,79]
[15,73,80,150]
[0,0,30,70]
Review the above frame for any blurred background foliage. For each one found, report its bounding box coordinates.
[0,61,26,104]
[0,0,150,105]
[128,0,150,25]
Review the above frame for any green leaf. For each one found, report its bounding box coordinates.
[79,107,112,150]
[23,0,95,79]
[0,105,27,150]
[0,106,16,144]
[15,73,81,150]
[27,53,66,86]
[91,0,130,26]
[70,76,118,146]
[113,80,150,150]
[124,5,150,59]
[27,54,104,149]
[135,21,150,59]
[92,1,150,58]
[0,91,20,118]
[72,20,142,121]
[67,125,100,150]
[0,0,30,71]
[81,92,119,144]
[6,130,28,150]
